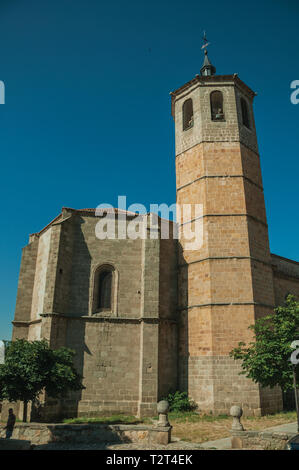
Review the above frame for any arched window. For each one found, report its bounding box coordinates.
[182,99,194,131]
[210,91,224,121]
[92,264,117,314]
[98,270,112,310]
[240,97,250,129]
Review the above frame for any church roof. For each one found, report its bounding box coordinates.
[30,207,139,238]
[30,207,175,239]
[200,50,216,76]
[62,207,137,216]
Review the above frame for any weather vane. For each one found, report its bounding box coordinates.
[201,31,211,50]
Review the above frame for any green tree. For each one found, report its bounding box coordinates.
[230,295,299,430]
[0,339,84,422]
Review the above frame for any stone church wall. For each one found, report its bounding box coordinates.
[11,210,178,420]
[271,254,299,305]
[12,237,39,339]
[63,319,141,417]
[158,235,178,399]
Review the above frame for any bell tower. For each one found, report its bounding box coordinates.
[171,45,283,415]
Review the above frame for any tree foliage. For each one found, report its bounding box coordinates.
[230,295,299,390]
[0,339,84,405]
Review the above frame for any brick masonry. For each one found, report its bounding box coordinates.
[173,74,299,415]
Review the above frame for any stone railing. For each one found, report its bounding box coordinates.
[231,429,296,450]
[230,406,296,450]
[0,400,172,448]
[0,422,171,446]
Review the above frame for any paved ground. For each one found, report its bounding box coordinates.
[261,421,297,433]
[33,422,297,450]
[34,440,203,451]
[200,436,231,450]
[200,421,298,450]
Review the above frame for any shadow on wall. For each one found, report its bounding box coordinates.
[283,390,296,411]
[35,424,135,449]
[33,215,93,421]
[177,243,189,396]
[0,423,137,449]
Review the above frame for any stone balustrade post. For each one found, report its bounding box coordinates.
[230,405,244,431]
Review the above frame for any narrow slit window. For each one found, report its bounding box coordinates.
[182,99,194,130]
[98,270,112,310]
[241,98,250,129]
[210,91,224,121]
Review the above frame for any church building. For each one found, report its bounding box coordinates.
[10,50,299,420]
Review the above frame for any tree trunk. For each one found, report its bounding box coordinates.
[23,400,28,423]
[293,367,299,432]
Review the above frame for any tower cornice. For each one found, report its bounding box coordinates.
[170,74,256,118]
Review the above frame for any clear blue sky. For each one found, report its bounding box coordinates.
[0,0,298,339]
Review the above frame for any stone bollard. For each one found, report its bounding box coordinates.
[156,400,170,427]
[153,400,171,445]
[230,405,244,431]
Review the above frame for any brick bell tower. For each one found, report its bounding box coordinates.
[171,44,283,415]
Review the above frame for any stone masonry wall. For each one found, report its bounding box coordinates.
[14,239,39,324]
[271,254,299,305]
[0,422,171,446]
[231,429,295,450]
[173,76,258,158]
[158,234,178,399]
[64,319,141,418]
[30,228,52,323]
[13,211,178,420]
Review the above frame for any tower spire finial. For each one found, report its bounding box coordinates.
[200,31,216,76]
[202,31,209,49]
